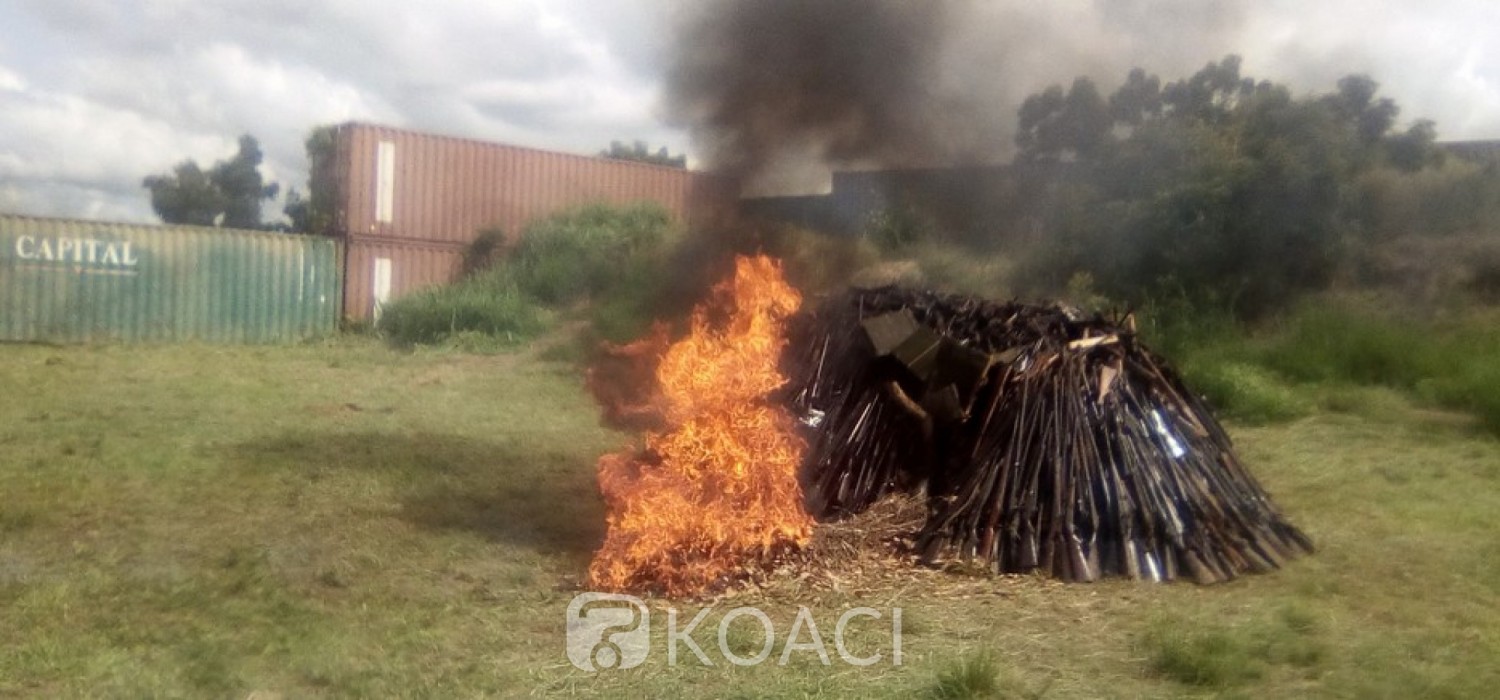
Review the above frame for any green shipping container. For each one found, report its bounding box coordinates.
[0,214,339,343]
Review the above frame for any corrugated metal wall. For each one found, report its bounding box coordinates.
[0,215,339,343]
[343,238,463,321]
[336,123,700,246]
[330,123,716,319]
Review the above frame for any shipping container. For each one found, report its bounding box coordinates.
[342,237,463,322]
[0,214,339,343]
[325,122,724,319]
[330,122,703,247]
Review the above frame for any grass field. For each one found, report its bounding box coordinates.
[1,337,1497,698]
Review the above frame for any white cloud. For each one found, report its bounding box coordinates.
[0,0,1497,221]
[0,88,234,220]
[1,0,684,222]
[0,64,24,92]
[1241,0,1500,136]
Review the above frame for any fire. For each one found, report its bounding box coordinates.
[588,255,813,596]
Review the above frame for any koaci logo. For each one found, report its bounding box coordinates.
[566,593,652,672]
[566,593,903,672]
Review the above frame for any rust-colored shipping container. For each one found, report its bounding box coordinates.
[342,237,463,322]
[327,122,713,319]
[332,123,699,243]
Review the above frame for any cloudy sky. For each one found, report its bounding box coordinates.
[1,0,1497,224]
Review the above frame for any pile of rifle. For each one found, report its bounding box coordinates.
[782,287,1313,584]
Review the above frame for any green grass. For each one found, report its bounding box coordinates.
[1179,361,1313,425]
[1261,303,1500,433]
[2,337,1498,697]
[376,266,546,347]
[924,651,1041,699]
[509,202,675,306]
[1141,605,1325,688]
[1143,298,1500,434]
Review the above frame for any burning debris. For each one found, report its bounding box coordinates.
[784,287,1314,584]
[588,256,813,596]
[586,262,1312,595]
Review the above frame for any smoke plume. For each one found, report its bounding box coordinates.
[667,0,985,194]
[667,0,1253,195]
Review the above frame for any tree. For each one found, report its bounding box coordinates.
[143,135,279,229]
[282,125,340,234]
[600,140,687,168]
[1019,56,1449,317]
[1108,68,1162,128]
[1384,119,1445,172]
[281,188,314,233]
[1159,55,1258,123]
[1326,75,1399,145]
[141,161,221,227]
[1015,78,1113,163]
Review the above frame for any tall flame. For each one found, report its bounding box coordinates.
[588,255,813,596]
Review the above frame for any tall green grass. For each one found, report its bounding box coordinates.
[1266,305,1498,375]
[1142,297,1500,433]
[515,203,678,344]
[376,267,544,347]
[511,202,674,306]
[1256,303,1500,433]
[377,203,677,347]
[1258,305,1444,386]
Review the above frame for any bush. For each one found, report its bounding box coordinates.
[461,226,508,277]
[511,202,675,305]
[1129,291,1313,424]
[1128,293,1500,433]
[1131,284,1241,362]
[1418,361,1500,435]
[377,267,544,347]
[1205,300,1500,433]
[1347,233,1500,305]
[1256,305,1436,387]
[1183,361,1312,424]
[378,203,679,348]
[1355,160,1500,240]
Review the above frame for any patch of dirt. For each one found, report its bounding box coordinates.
[693,495,1058,605]
[557,493,1066,605]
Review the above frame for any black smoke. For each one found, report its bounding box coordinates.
[665,0,1254,195]
[667,0,986,195]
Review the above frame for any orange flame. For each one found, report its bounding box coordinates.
[588,255,813,596]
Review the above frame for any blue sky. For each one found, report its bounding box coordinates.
[1,0,1496,223]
